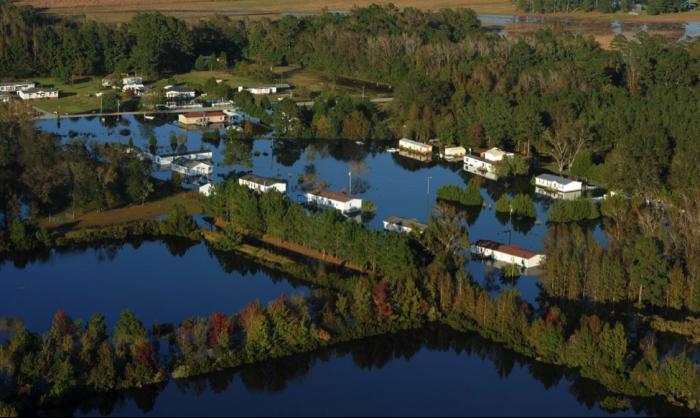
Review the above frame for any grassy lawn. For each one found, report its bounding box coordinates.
[31,76,108,115]
[39,191,204,233]
[158,71,258,89]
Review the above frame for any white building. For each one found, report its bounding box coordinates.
[471,240,544,269]
[238,84,290,95]
[0,81,35,93]
[170,157,213,177]
[164,86,196,100]
[463,147,515,179]
[306,190,363,214]
[199,183,214,197]
[239,174,287,194]
[143,149,213,165]
[123,76,143,86]
[441,146,466,161]
[535,174,583,193]
[123,83,145,95]
[398,138,433,155]
[383,216,427,234]
[18,87,59,100]
[483,147,514,162]
[464,154,496,174]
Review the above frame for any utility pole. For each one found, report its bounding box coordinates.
[348,171,352,194]
[426,176,432,195]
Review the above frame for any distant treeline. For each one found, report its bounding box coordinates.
[514,0,689,15]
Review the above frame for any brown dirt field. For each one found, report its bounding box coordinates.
[214,219,369,274]
[16,0,700,25]
[39,191,204,232]
[14,0,520,23]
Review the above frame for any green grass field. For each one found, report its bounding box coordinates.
[31,77,106,114]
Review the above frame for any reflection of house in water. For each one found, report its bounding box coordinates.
[471,239,544,269]
[534,187,582,201]
[398,149,432,162]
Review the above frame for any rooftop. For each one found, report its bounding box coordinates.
[151,149,211,158]
[384,216,427,231]
[536,173,579,185]
[182,111,226,118]
[172,157,212,169]
[21,87,58,94]
[473,240,540,260]
[165,86,196,93]
[310,190,356,203]
[399,138,432,147]
[240,173,286,187]
[0,80,34,87]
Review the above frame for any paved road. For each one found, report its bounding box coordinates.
[33,97,394,120]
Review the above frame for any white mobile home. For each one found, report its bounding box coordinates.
[238,84,290,95]
[199,183,214,197]
[306,190,362,214]
[442,146,467,161]
[383,216,427,234]
[471,240,544,269]
[170,158,213,177]
[122,76,143,86]
[464,154,496,174]
[398,138,433,155]
[143,149,213,165]
[0,81,35,93]
[483,147,514,162]
[535,174,583,193]
[18,88,59,100]
[239,174,287,194]
[164,86,196,100]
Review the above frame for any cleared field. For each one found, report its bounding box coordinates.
[40,191,204,233]
[29,77,105,114]
[18,0,700,24]
[17,0,522,23]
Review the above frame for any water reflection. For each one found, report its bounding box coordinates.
[46,326,692,417]
[0,239,311,332]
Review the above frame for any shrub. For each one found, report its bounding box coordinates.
[495,195,511,213]
[548,199,600,223]
[436,180,483,207]
[511,194,536,219]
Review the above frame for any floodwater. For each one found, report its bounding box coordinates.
[0,116,666,416]
[46,327,688,417]
[36,114,608,305]
[0,240,309,332]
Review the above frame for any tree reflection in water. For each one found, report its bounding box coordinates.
[45,326,693,417]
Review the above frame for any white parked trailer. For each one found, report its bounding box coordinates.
[143,149,213,165]
[535,174,583,193]
[471,240,544,269]
[306,190,363,214]
[398,138,433,155]
[239,174,287,194]
[170,158,213,177]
